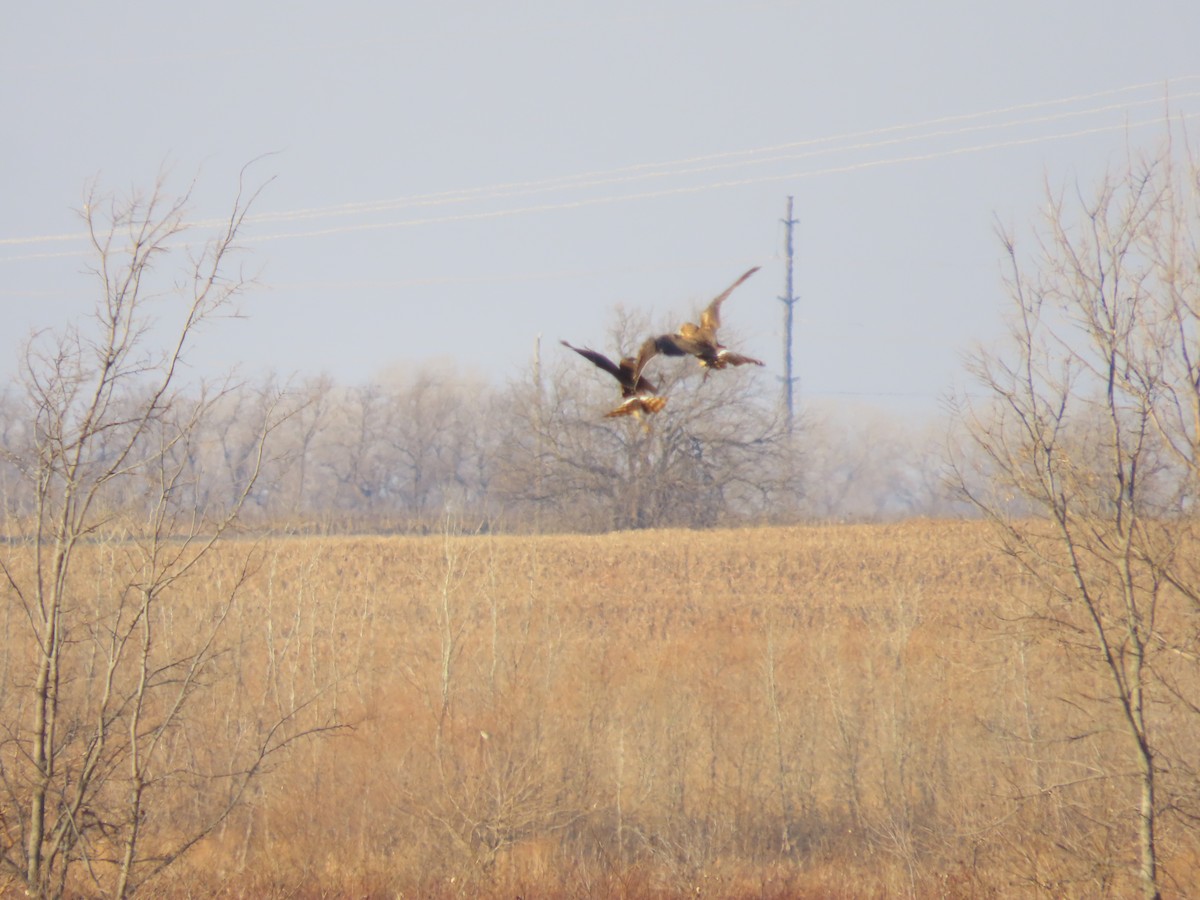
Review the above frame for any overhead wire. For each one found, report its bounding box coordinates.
[2,76,1199,264]
[240,109,1200,245]
[235,75,1200,226]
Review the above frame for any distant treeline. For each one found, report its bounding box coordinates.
[0,357,967,536]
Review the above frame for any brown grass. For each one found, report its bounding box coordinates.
[14,520,1200,898]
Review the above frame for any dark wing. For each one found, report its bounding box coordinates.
[650,332,706,358]
[561,340,624,384]
[699,266,761,337]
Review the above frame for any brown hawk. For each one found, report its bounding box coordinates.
[652,266,765,378]
[560,338,666,419]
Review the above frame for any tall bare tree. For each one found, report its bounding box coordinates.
[377,365,495,525]
[275,373,336,519]
[952,129,1200,899]
[494,310,802,531]
[0,168,335,898]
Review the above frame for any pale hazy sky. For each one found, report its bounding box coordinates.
[4,2,1199,418]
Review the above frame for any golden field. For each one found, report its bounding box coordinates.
[8,519,1199,898]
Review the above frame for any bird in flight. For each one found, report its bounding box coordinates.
[652,267,765,378]
[560,338,666,419]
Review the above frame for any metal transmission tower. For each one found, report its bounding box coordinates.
[779,196,800,430]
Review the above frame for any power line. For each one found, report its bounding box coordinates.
[7,109,1198,266]
[3,79,1200,262]
[237,75,1200,227]
[220,80,1200,228]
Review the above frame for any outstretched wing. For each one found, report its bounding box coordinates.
[699,266,761,337]
[629,336,662,387]
[561,340,623,383]
[615,337,664,394]
[720,351,765,368]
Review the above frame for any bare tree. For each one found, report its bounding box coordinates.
[377,365,496,526]
[0,168,336,898]
[318,381,396,517]
[278,373,336,518]
[295,367,497,530]
[200,373,295,519]
[494,311,802,531]
[952,128,1200,899]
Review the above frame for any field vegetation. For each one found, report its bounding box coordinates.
[2,519,1186,898]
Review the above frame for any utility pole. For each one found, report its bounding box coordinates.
[779,196,799,431]
[532,334,544,531]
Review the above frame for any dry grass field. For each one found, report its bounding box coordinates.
[11,519,1199,898]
